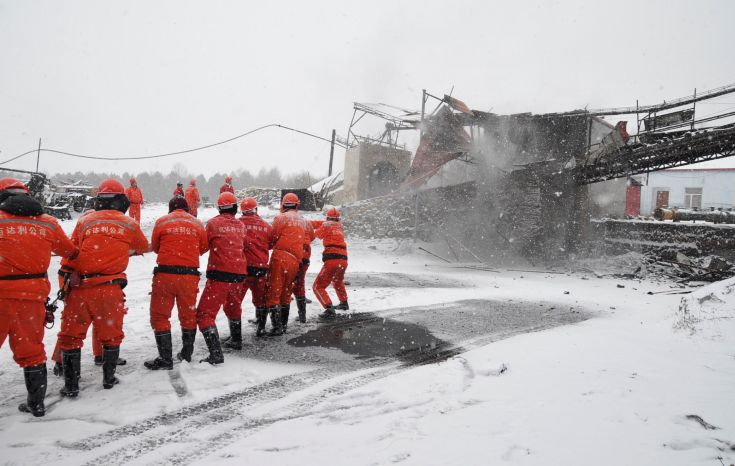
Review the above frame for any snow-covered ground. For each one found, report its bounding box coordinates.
[1,203,734,465]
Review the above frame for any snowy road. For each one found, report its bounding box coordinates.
[1,204,733,465]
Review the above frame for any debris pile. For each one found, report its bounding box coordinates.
[342,193,416,238]
[574,251,735,283]
[237,187,281,207]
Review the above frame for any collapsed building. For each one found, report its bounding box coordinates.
[330,84,735,268]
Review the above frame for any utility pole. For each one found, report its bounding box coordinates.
[419,89,426,141]
[328,129,336,177]
[691,88,697,131]
[36,138,42,172]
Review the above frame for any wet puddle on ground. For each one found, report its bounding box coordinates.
[287,300,588,365]
[288,313,457,364]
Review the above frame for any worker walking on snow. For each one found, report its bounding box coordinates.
[220,175,234,194]
[195,192,247,364]
[125,177,144,223]
[145,197,208,370]
[57,179,149,397]
[313,207,349,319]
[264,193,313,335]
[0,178,78,417]
[221,197,273,343]
[184,179,201,217]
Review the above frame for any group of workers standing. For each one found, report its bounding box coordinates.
[0,174,349,418]
[125,177,204,222]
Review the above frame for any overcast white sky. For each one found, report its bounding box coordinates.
[1,0,734,178]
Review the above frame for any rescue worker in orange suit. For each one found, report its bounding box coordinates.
[125,177,144,223]
[173,181,184,198]
[145,197,208,370]
[291,221,317,324]
[184,179,201,218]
[221,197,273,343]
[313,208,349,319]
[49,209,127,375]
[57,179,149,397]
[0,178,77,417]
[195,192,247,364]
[265,193,313,335]
[219,176,234,194]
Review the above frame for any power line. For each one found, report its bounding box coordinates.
[0,123,347,166]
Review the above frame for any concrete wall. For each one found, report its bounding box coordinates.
[634,169,735,215]
[341,143,412,203]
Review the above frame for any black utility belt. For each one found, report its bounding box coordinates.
[322,253,348,262]
[247,266,268,278]
[325,244,346,250]
[154,265,200,276]
[79,273,127,289]
[0,272,47,281]
[206,270,247,283]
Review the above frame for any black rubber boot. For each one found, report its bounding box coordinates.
[200,326,224,365]
[318,305,337,320]
[52,361,63,377]
[222,320,242,350]
[268,307,284,336]
[102,346,120,389]
[255,308,268,337]
[95,355,127,366]
[177,328,196,362]
[144,331,174,370]
[60,348,81,398]
[280,304,290,333]
[18,364,47,417]
[296,297,307,323]
[336,301,350,311]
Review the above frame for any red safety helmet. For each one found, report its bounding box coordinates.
[129,177,136,184]
[98,179,126,196]
[240,197,257,212]
[225,176,232,183]
[217,192,238,208]
[190,179,196,186]
[282,193,300,207]
[326,207,340,219]
[0,178,30,193]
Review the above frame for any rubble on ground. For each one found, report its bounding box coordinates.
[237,187,281,207]
[573,251,735,284]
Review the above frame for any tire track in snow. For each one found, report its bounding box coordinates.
[83,364,401,465]
[58,303,586,464]
[59,366,353,452]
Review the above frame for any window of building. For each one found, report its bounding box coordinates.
[685,187,703,209]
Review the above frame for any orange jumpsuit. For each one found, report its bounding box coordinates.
[196,213,247,329]
[265,210,314,308]
[312,220,348,308]
[0,208,77,368]
[293,220,321,299]
[50,260,103,363]
[184,186,201,217]
[125,186,144,223]
[57,210,149,351]
[150,209,208,332]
